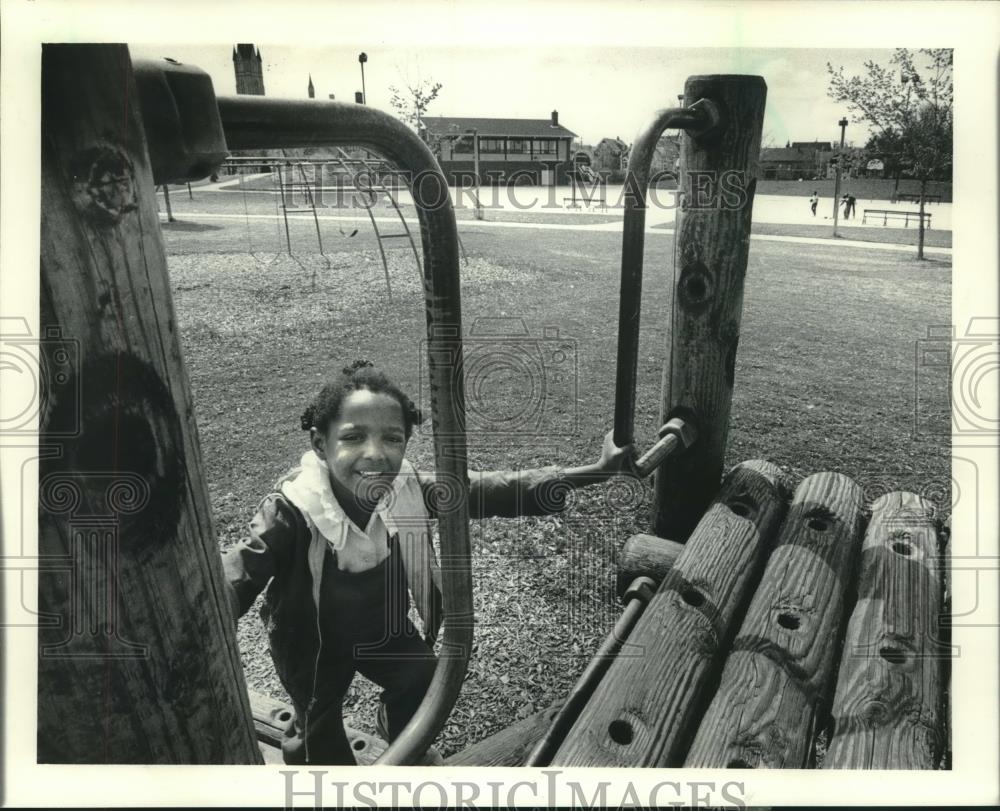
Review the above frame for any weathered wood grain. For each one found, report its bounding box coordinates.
[653,75,768,541]
[248,690,386,764]
[37,44,260,763]
[616,533,684,599]
[444,700,566,766]
[823,492,946,769]
[551,460,789,767]
[684,472,865,767]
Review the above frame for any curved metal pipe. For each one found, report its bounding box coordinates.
[217,96,472,765]
[613,100,720,448]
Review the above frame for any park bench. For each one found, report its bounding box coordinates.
[37,48,951,773]
[895,192,942,204]
[863,208,932,228]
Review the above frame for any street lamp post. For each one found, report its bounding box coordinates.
[466,128,482,220]
[358,52,368,105]
[832,116,848,237]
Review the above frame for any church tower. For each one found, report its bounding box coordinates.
[233,44,265,95]
[307,74,315,98]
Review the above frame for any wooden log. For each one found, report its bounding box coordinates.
[653,75,768,542]
[822,492,946,769]
[616,533,684,599]
[37,44,260,763]
[551,460,789,767]
[248,690,386,764]
[684,472,865,767]
[248,689,297,747]
[445,700,566,766]
[940,513,952,769]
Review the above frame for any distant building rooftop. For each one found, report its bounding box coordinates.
[424,116,577,139]
[761,147,813,161]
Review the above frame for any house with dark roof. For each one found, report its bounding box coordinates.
[759,146,817,180]
[424,111,577,185]
[592,137,629,174]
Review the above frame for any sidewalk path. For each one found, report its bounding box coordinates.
[163,210,953,257]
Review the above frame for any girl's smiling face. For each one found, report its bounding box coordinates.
[311,388,408,510]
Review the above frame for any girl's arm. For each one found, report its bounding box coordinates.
[550,429,633,489]
[416,430,633,519]
[220,493,297,619]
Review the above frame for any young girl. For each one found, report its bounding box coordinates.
[221,360,632,765]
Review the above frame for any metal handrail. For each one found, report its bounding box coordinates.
[613,100,720,451]
[217,95,472,766]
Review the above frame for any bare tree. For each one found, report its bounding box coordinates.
[828,48,952,259]
[389,78,443,146]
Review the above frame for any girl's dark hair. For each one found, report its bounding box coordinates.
[300,360,423,438]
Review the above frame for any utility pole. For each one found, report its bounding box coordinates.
[832,116,848,237]
[468,128,482,220]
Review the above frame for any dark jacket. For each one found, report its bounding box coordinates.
[221,464,570,710]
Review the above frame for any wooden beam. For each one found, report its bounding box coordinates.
[444,700,566,766]
[822,492,947,769]
[550,460,788,767]
[653,75,767,541]
[684,472,865,767]
[615,533,683,599]
[37,44,261,763]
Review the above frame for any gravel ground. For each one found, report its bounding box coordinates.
[167,209,951,761]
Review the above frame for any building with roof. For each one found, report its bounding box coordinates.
[759,146,817,180]
[424,111,577,186]
[592,137,629,174]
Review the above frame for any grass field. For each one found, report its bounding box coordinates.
[164,210,951,758]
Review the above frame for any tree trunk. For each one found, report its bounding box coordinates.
[917,178,927,260]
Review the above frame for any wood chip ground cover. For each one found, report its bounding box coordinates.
[166,208,950,759]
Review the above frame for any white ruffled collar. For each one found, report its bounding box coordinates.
[280,450,407,548]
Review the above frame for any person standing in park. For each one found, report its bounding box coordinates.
[220,360,633,765]
[809,191,819,216]
[841,193,856,220]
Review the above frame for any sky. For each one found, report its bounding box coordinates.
[129,43,900,148]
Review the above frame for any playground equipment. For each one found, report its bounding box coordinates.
[223,150,427,300]
[37,46,949,769]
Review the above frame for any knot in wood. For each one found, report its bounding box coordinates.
[70,144,138,225]
[677,261,714,313]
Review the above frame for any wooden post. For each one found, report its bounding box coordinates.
[550,460,788,767]
[161,183,176,221]
[823,492,946,769]
[653,75,767,542]
[37,44,261,763]
[684,472,865,767]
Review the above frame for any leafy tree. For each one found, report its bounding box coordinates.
[388,78,443,147]
[828,48,952,259]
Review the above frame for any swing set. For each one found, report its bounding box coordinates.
[37,46,949,769]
